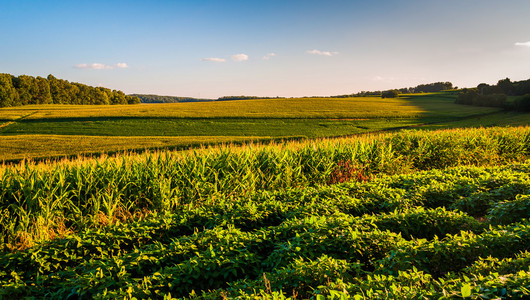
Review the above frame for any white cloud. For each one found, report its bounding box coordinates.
[75,63,110,70]
[263,52,276,60]
[202,57,226,62]
[515,41,530,47]
[74,62,129,69]
[372,75,396,82]
[231,53,249,62]
[307,49,339,56]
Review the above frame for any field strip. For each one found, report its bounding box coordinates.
[15,111,38,120]
[0,111,38,131]
[0,122,14,129]
[0,134,274,162]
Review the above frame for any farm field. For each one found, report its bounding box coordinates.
[0,94,492,119]
[1,127,530,298]
[5,0,530,298]
[421,111,530,130]
[1,92,530,298]
[0,93,513,162]
[0,135,268,162]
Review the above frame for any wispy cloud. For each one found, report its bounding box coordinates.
[202,53,249,63]
[307,49,339,56]
[201,57,226,62]
[262,52,276,60]
[515,41,530,47]
[231,53,249,62]
[74,62,129,69]
[372,75,396,82]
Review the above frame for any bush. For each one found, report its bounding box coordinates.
[455,88,478,105]
[381,90,399,98]
[514,94,530,112]
[487,195,530,225]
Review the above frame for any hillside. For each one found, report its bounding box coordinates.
[0,92,515,162]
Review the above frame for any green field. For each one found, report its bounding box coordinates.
[1,93,530,298]
[0,93,530,299]
[1,127,530,298]
[0,93,516,161]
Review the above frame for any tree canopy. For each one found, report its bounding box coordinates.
[455,77,530,111]
[0,73,140,107]
[131,94,210,103]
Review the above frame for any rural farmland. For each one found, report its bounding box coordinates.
[1,125,530,298]
[0,92,518,162]
[2,0,530,298]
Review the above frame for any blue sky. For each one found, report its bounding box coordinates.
[1,0,530,98]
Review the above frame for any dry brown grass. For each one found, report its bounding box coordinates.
[7,216,74,252]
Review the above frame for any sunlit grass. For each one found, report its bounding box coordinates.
[419,111,530,130]
[1,94,499,120]
[0,93,520,161]
[0,135,269,162]
[1,118,424,138]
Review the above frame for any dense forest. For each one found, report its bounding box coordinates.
[0,73,140,107]
[455,78,530,111]
[131,94,212,103]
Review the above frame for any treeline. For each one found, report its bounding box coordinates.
[455,78,530,111]
[216,95,280,101]
[409,82,454,93]
[0,73,140,107]
[131,94,211,103]
[333,81,454,98]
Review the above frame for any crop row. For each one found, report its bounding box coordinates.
[1,162,529,298]
[2,216,528,298]
[1,126,529,249]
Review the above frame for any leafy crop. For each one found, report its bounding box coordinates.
[1,127,530,298]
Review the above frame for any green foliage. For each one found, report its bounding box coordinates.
[0,73,139,107]
[131,94,210,103]
[513,94,530,112]
[456,77,530,110]
[413,82,454,93]
[0,73,18,107]
[381,90,399,98]
[1,127,530,298]
[217,95,265,101]
[487,195,530,225]
[456,89,507,107]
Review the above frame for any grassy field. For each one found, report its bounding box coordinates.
[421,111,530,130]
[1,93,517,162]
[1,95,491,119]
[0,117,422,137]
[0,135,269,162]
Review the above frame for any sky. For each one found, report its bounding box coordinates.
[1,0,530,99]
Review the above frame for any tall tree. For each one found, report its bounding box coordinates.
[0,73,18,107]
[93,88,110,105]
[111,90,128,104]
[14,75,38,105]
[497,78,513,95]
[35,76,52,104]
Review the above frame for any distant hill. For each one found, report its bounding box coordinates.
[131,94,214,103]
